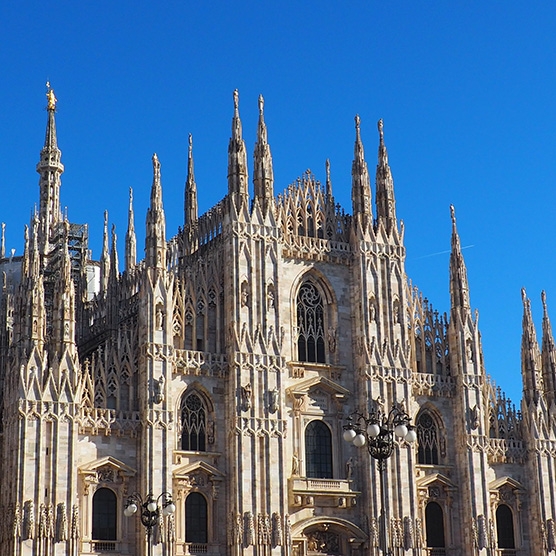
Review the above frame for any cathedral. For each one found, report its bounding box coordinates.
[0,86,553,556]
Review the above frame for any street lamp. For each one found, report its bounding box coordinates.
[124,491,176,556]
[344,400,416,555]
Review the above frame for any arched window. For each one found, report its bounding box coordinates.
[496,504,515,549]
[296,282,326,363]
[417,411,440,465]
[425,501,445,548]
[305,420,333,478]
[92,488,117,540]
[180,392,207,451]
[185,492,208,543]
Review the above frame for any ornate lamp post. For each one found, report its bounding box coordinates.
[343,401,417,556]
[124,492,176,556]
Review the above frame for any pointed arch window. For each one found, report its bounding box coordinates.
[180,392,207,451]
[417,412,440,465]
[92,488,117,541]
[185,492,208,543]
[425,501,445,548]
[496,504,515,549]
[296,282,326,363]
[305,420,333,478]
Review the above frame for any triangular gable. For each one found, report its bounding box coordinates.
[417,472,457,490]
[490,476,525,493]
[79,456,136,481]
[173,460,225,480]
[286,375,350,400]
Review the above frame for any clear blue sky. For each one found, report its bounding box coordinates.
[2,2,556,404]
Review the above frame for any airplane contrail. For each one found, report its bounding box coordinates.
[412,245,475,260]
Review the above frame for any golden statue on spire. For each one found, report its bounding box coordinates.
[46,81,57,110]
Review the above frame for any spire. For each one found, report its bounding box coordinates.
[110,224,119,281]
[253,94,274,212]
[521,288,542,405]
[100,211,110,291]
[375,119,397,232]
[351,115,372,229]
[449,205,471,314]
[125,188,137,271]
[325,159,333,199]
[227,89,249,206]
[145,153,167,269]
[184,134,198,226]
[53,220,76,351]
[36,83,64,253]
[541,291,556,405]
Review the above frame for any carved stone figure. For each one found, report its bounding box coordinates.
[241,383,252,412]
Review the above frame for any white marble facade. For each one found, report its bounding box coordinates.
[0,89,554,556]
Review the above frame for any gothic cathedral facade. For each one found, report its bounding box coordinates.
[0,88,554,556]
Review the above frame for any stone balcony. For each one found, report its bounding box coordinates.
[289,477,359,509]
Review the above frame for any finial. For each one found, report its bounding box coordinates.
[258,94,264,116]
[355,114,361,129]
[378,118,384,144]
[46,81,57,110]
[521,287,527,304]
[450,204,456,225]
[188,133,193,154]
[104,210,108,227]
[233,89,239,111]
[326,158,330,181]
[542,290,547,312]
[129,187,133,204]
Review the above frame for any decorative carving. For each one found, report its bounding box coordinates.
[241,384,252,412]
[403,516,413,550]
[477,514,487,549]
[267,284,275,310]
[97,466,116,483]
[306,529,339,553]
[284,514,292,548]
[154,375,165,404]
[292,453,300,476]
[13,503,21,539]
[415,518,424,548]
[230,512,242,546]
[271,512,283,547]
[345,457,353,480]
[56,502,67,542]
[268,388,279,414]
[71,505,80,540]
[23,500,34,540]
[257,513,271,545]
[327,327,336,353]
[240,280,250,308]
[470,405,480,430]
[244,511,255,546]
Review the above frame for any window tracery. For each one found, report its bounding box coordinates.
[180,392,207,451]
[417,411,440,465]
[296,282,326,363]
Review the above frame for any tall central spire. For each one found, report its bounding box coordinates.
[541,291,556,405]
[521,288,542,405]
[449,205,471,315]
[184,134,198,226]
[145,153,167,269]
[253,94,274,213]
[227,89,249,207]
[36,83,64,254]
